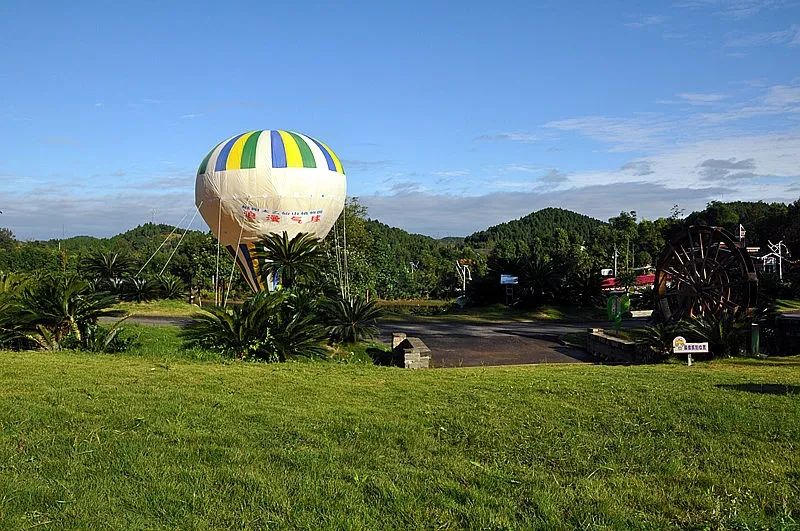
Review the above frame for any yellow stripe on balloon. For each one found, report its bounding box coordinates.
[320,141,343,173]
[225,131,255,170]
[278,130,303,167]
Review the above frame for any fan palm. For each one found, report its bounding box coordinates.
[254,231,323,289]
[323,295,382,343]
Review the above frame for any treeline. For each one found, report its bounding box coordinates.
[2,198,799,305]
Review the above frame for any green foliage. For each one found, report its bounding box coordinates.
[158,275,186,300]
[255,231,323,289]
[12,274,121,350]
[180,291,326,361]
[0,227,15,251]
[119,277,162,302]
[80,251,134,288]
[680,311,750,358]
[323,295,383,343]
[634,322,676,361]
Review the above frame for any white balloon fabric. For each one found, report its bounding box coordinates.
[195,130,347,291]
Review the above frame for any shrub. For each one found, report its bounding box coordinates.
[15,274,121,351]
[120,277,162,302]
[180,291,326,361]
[323,295,382,344]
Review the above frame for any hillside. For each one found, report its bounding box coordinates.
[465,207,606,246]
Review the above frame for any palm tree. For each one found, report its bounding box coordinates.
[254,232,323,289]
[681,311,749,358]
[322,295,383,343]
[81,251,134,289]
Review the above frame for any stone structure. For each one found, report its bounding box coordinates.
[586,328,651,363]
[392,333,432,369]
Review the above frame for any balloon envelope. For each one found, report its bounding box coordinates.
[195,130,346,291]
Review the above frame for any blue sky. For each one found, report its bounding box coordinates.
[1,0,799,239]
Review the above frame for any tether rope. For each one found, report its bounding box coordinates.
[224,223,245,307]
[159,201,202,276]
[136,204,194,277]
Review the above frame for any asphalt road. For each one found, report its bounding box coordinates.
[111,315,646,368]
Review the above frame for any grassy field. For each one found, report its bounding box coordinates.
[112,299,202,317]
[0,329,798,528]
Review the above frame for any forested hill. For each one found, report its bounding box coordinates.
[465,207,605,246]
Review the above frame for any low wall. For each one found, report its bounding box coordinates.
[586,328,652,363]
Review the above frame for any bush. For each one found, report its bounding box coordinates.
[180,291,326,361]
[323,295,382,344]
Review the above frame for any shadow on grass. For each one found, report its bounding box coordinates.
[367,347,403,367]
[716,383,800,396]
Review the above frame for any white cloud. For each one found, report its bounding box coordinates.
[676,92,729,105]
[625,15,667,28]
[475,132,538,143]
[725,24,800,47]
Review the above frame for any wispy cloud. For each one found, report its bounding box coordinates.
[676,92,729,105]
[475,132,538,143]
[725,24,800,47]
[625,15,667,28]
[181,113,203,119]
[675,0,787,19]
[432,170,469,177]
[544,114,674,152]
[341,159,392,172]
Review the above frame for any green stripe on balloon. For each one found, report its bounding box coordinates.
[239,130,263,169]
[288,131,317,168]
[197,142,221,175]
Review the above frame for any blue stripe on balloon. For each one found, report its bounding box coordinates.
[214,133,246,172]
[239,244,259,289]
[308,137,337,172]
[270,130,287,168]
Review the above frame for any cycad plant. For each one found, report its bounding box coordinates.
[17,274,120,350]
[120,277,162,302]
[633,322,676,362]
[80,251,134,290]
[323,295,382,344]
[254,231,323,289]
[681,311,749,358]
[180,291,326,361]
[158,275,186,300]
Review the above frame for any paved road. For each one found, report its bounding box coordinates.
[379,319,636,367]
[112,315,646,368]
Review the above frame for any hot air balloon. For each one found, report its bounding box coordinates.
[195,130,346,292]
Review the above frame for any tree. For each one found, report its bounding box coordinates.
[254,231,323,290]
[0,228,15,251]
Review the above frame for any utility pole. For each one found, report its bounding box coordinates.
[613,245,618,277]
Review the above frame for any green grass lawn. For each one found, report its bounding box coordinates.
[113,299,202,317]
[0,328,798,529]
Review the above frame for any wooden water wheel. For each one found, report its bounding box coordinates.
[653,225,758,323]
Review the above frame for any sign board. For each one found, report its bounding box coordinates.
[500,274,519,285]
[672,336,709,354]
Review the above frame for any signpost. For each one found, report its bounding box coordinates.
[673,336,709,366]
[500,274,518,306]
